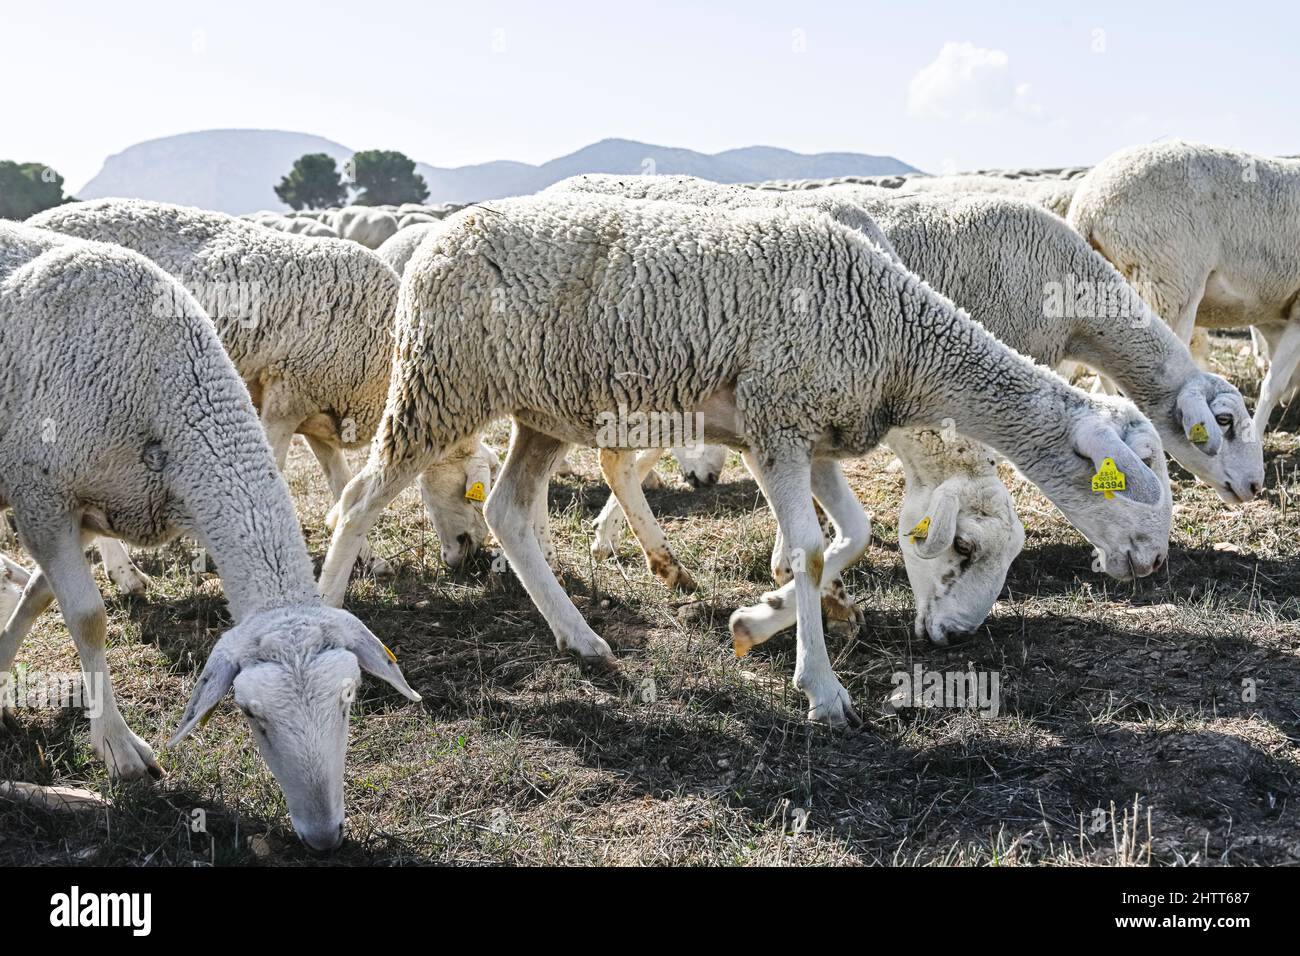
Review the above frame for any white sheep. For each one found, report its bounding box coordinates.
[29,199,492,577]
[844,187,1264,500]
[332,206,400,249]
[0,222,419,850]
[548,182,1259,644]
[317,194,1172,727]
[898,174,1078,218]
[1067,140,1300,435]
[376,221,443,276]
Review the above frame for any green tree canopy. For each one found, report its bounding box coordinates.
[0,162,72,220]
[274,153,349,210]
[348,149,429,205]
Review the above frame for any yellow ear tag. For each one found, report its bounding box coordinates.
[908,517,931,543]
[1090,457,1127,500]
[381,642,398,663]
[464,481,486,502]
[1189,422,1209,444]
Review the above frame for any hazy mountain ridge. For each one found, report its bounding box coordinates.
[78,130,920,213]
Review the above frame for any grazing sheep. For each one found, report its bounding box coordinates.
[844,188,1263,503]
[332,206,400,249]
[29,198,492,578]
[1067,141,1300,435]
[897,174,1078,217]
[548,183,1258,645]
[0,222,419,850]
[318,194,1172,726]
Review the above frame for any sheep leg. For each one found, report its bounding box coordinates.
[21,519,161,779]
[0,567,54,728]
[531,446,564,574]
[591,448,665,559]
[734,452,858,727]
[305,435,392,578]
[596,449,695,591]
[96,537,151,597]
[261,417,298,471]
[0,553,31,588]
[1253,318,1300,436]
[487,423,614,663]
[730,458,872,648]
[318,458,425,607]
[741,450,790,585]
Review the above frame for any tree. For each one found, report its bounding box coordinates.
[348,150,429,205]
[274,153,348,210]
[0,161,72,220]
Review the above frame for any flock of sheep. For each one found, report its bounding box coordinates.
[0,139,1293,852]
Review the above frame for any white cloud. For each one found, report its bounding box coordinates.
[907,41,1046,122]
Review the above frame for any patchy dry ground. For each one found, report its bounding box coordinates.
[1,334,1297,866]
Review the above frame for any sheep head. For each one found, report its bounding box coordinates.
[1164,373,1263,503]
[168,605,420,852]
[416,440,497,567]
[672,444,729,488]
[1034,398,1171,579]
[900,474,1025,645]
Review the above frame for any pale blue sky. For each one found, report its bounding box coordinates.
[3,0,1296,192]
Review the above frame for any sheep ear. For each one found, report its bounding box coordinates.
[168,634,243,746]
[909,485,961,560]
[464,451,493,504]
[330,610,422,702]
[1072,421,1155,500]
[1176,382,1223,456]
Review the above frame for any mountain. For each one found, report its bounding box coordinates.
[78,131,920,214]
[78,130,354,214]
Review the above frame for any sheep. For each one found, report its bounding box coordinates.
[317,193,1173,727]
[332,206,400,249]
[282,217,338,238]
[738,186,1260,643]
[0,221,419,850]
[544,182,1259,644]
[897,174,1078,217]
[1066,141,1300,435]
[546,173,897,256]
[29,199,492,577]
[398,212,440,230]
[376,222,443,276]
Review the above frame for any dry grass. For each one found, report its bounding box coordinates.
[1,333,1298,866]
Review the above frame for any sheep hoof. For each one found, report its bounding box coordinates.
[1,705,19,733]
[730,617,756,658]
[94,724,165,781]
[805,682,861,729]
[561,631,615,666]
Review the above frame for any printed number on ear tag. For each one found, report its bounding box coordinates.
[1189,422,1210,444]
[908,517,931,542]
[464,481,486,502]
[1090,457,1127,500]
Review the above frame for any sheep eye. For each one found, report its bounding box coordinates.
[953,536,975,558]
